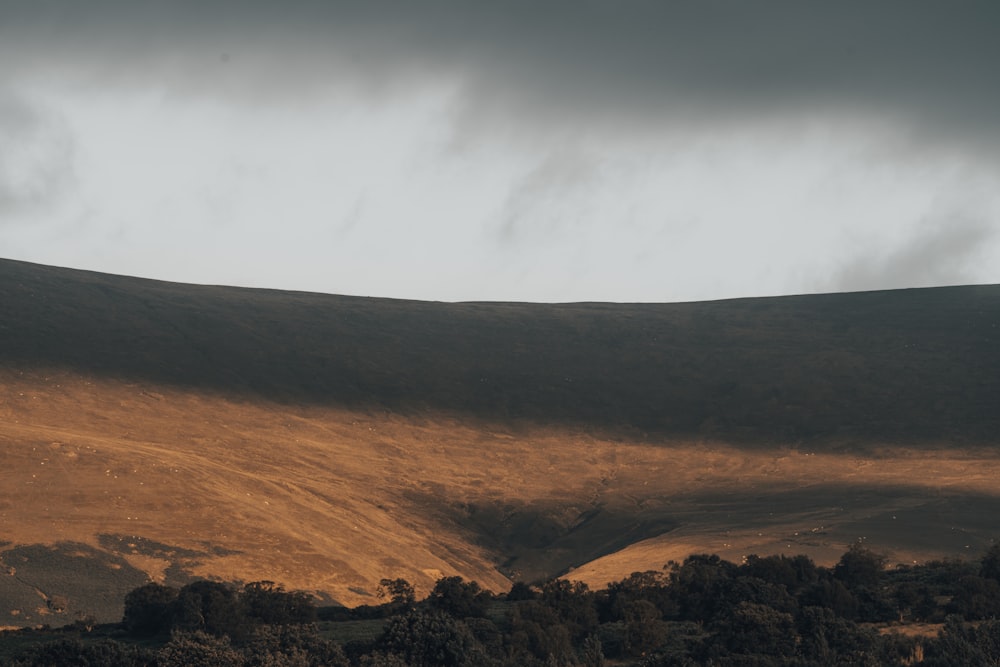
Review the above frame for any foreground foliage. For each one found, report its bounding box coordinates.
[5,543,1000,666]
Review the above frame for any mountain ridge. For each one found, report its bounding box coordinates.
[4,257,998,446]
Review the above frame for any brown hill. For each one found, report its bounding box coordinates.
[1,257,999,627]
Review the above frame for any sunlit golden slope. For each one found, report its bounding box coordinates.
[1,258,999,626]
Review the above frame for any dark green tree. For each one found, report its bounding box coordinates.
[948,575,1000,619]
[581,633,606,667]
[668,554,738,622]
[833,542,887,591]
[506,581,538,601]
[122,581,179,636]
[171,580,242,637]
[379,609,486,667]
[622,599,669,657]
[741,553,820,594]
[506,601,574,665]
[920,615,992,666]
[711,601,797,658]
[539,579,599,641]
[980,543,1000,581]
[377,578,416,608]
[603,570,675,622]
[241,580,316,625]
[245,623,349,667]
[157,631,246,667]
[795,605,881,665]
[427,576,491,618]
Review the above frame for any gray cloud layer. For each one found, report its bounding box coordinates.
[0,90,73,219]
[828,213,996,293]
[3,1,999,151]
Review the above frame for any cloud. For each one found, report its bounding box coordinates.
[0,90,74,219]
[498,145,602,242]
[2,1,999,155]
[3,1,1000,301]
[826,213,997,293]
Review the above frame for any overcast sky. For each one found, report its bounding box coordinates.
[2,1,998,302]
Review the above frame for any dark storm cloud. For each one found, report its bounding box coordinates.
[827,214,996,293]
[2,1,999,150]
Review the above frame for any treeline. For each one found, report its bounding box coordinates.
[6,543,1000,666]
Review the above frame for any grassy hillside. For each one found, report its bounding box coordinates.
[1,257,999,627]
[3,258,998,445]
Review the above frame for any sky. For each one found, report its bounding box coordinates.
[1,1,999,303]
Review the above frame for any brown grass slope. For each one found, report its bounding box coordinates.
[1,257,999,627]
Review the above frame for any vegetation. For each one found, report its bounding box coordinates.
[5,544,1000,666]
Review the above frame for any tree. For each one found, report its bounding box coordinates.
[622,600,668,657]
[506,601,574,665]
[948,575,1000,619]
[603,570,674,622]
[245,624,349,667]
[581,634,606,667]
[539,579,598,641]
[506,581,537,601]
[795,605,881,665]
[427,576,490,618]
[711,601,797,658]
[241,581,316,625]
[379,609,485,667]
[722,575,798,614]
[158,631,246,667]
[668,554,739,622]
[980,543,1000,581]
[800,579,859,619]
[920,615,992,666]
[377,578,416,608]
[741,553,819,594]
[171,580,242,637]
[123,582,179,636]
[834,542,887,591]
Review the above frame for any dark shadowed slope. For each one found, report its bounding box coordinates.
[2,258,999,446]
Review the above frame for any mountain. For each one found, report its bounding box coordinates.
[1,257,998,627]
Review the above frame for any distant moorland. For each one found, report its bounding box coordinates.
[1,257,998,628]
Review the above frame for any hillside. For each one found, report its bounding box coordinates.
[1,257,999,627]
